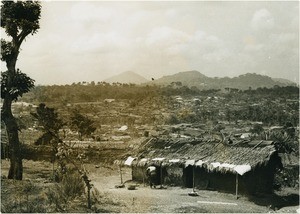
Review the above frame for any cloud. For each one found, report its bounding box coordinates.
[70,2,115,23]
[269,33,297,46]
[202,49,231,62]
[192,31,223,52]
[70,32,130,54]
[165,8,177,19]
[178,31,229,64]
[145,26,190,47]
[244,43,265,52]
[251,9,274,31]
[136,26,229,73]
[9,1,298,85]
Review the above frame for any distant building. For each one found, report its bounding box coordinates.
[104,99,115,103]
[240,133,251,139]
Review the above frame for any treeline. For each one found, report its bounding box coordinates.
[162,86,299,126]
[22,83,162,103]
[167,103,299,127]
[243,85,299,97]
[17,83,299,127]
[23,83,299,104]
[224,104,299,126]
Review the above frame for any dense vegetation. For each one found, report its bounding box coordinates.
[21,84,299,127]
[22,83,161,103]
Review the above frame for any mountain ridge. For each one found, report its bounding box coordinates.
[104,71,148,84]
[103,70,296,90]
[149,70,296,90]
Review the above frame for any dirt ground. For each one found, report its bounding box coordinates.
[1,159,299,213]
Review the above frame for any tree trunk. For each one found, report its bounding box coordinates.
[2,97,23,180]
[87,187,91,209]
[2,60,23,180]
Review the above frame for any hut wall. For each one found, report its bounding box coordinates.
[165,165,184,186]
[132,164,183,186]
[243,170,271,194]
[132,153,280,194]
[243,162,277,194]
[192,168,248,193]
[132,166,146,182]
[191,167,277,194]
[183,165,195,188]
[132,165,164,185]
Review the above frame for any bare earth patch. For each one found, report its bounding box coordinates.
[1,159,299,213]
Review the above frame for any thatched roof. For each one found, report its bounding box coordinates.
[131,137,278,175]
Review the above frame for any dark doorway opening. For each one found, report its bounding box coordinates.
[156,166,161,185]
[184,165,193,188]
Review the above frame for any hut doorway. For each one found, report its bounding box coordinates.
[184,165,194,188]
[147,165,162,186]
[155,166,162,185]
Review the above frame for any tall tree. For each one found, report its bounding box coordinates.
[1,1,41,180]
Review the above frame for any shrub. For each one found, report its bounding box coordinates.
[61,170,85,199]
[166,114,180,124]
[45,184,68,212]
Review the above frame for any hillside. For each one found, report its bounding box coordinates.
[273,78,297,85]
[150,71,296,90]
[151,70,209,86]
[104,71,148,84]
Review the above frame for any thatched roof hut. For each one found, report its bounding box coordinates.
[128,137,281,195]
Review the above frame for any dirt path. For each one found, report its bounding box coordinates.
[1,160,299,213]
[89,165,298,213]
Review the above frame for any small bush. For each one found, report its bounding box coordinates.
[45,184,68,212]
[144,131,149,137]
[61,170,85,199]
[1,180,49,213]
[166,114,180,125]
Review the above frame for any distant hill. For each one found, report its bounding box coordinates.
[149,71,296,90]
[273,78,297,85]
[104,71,148,84]
[151,70,209,86]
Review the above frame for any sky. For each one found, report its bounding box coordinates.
[1,1,299,85]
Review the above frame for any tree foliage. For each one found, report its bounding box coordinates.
[1,39,13,62]
[31,103,64,134]
[1,69,35,101]
[69,110,96,140]
[31,103,64,145]
[1,1,41,37]
[1,1,41,63]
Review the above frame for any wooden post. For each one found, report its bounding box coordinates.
[87,185,91,209]
[142,170,145,187]
[52,161,55,181]
[193,165,195,192]
[235,173,238,199]
[119,165,123,184]
[160,162,163,188]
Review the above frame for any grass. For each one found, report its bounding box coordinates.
[1,160,125,213]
